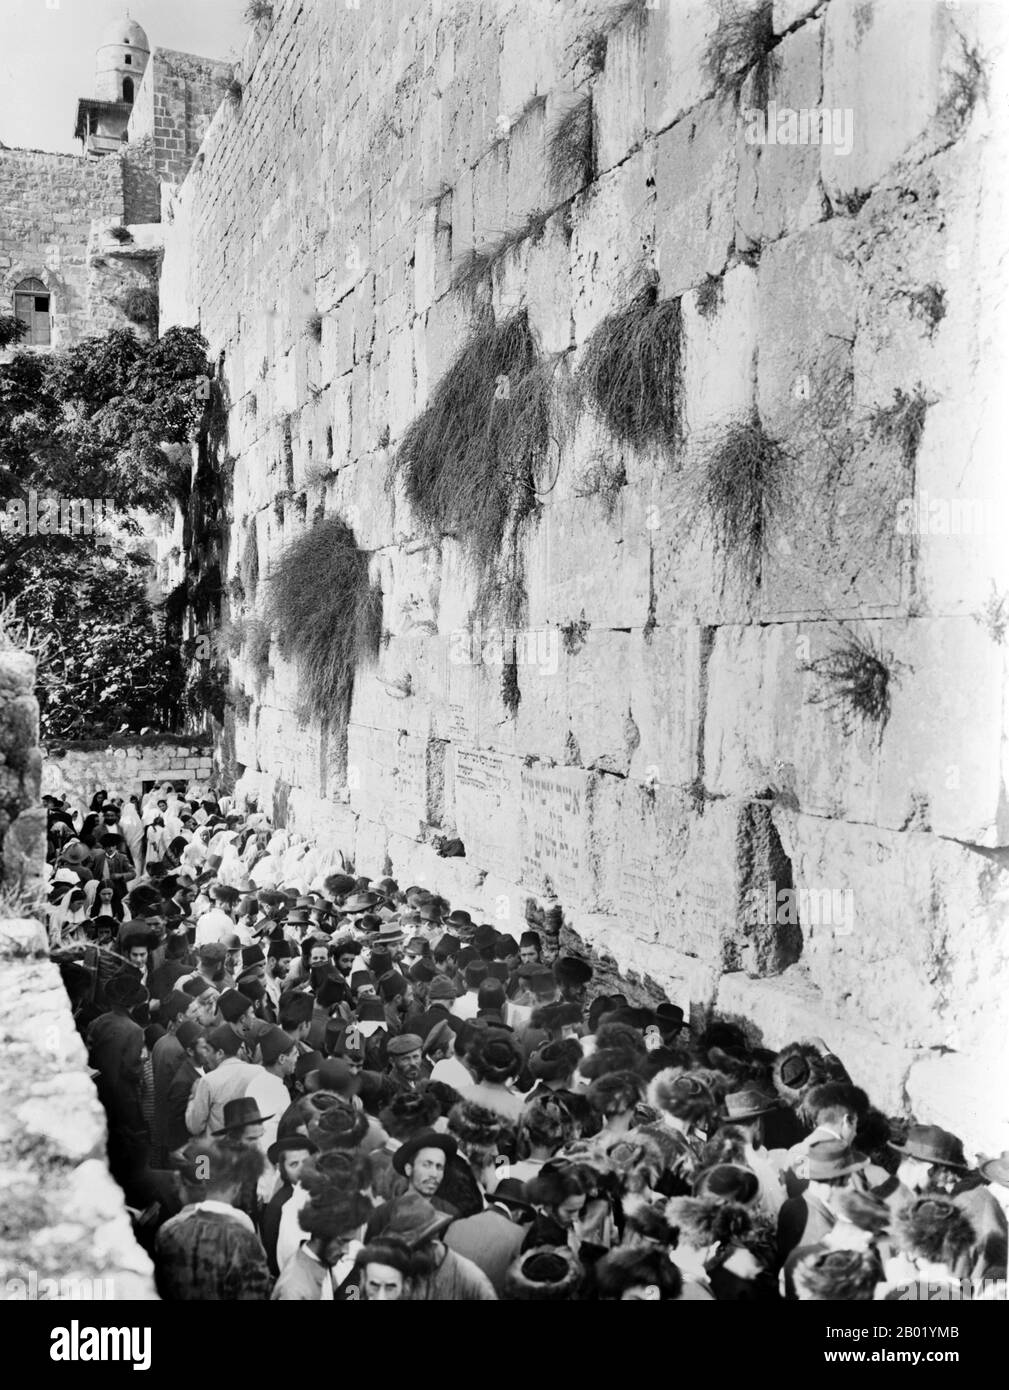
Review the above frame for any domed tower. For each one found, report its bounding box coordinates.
[95,16,150,105]
[75,15,150,155]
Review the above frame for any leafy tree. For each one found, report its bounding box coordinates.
[0,324,211,736]
[17,545,186,741]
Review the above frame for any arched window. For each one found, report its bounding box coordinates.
[13,277,51,347]
[123,76,134,102]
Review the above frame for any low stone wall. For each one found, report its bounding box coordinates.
[41,737,214,808]
[0,919,157,1301]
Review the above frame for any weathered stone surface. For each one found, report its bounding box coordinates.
[705,617,1009,846]
[0,946,157,1296]
[820,0,960,207]
[644,0,719,135]
[770,808,1009,1053]
[736,18,829,245]
[146,0,1009,1153]
[570,149,656,345]
[654,97,738,299]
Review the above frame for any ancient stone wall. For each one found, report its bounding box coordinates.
[41,736,215,810]
[127,47,236,193]
[159,0,1009,1148]
[0,147,123,348]
[0,651,156,1299]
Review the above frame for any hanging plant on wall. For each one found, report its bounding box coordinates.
[264,514,382,723]
[802,627,900,736]
[577,282,684,456]
[395,307,553,620]
[703,0,778,106]
[687,411,789,585]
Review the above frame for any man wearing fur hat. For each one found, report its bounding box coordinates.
[272,1185,373,1299]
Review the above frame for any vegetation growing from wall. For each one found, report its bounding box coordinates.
[577,284,683,455]
[547,93,595,196]
[450,211,551,301]
[118,285,159,330]
[803,628,898,734]
[265,515,382,723]
[869,386,929,467]
[396,309,551,613]
[703,0,778,106]
[688,414,789,585]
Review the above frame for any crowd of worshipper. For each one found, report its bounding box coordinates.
[46,781,1009,1301]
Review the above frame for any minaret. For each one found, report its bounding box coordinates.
[74,14,151,155]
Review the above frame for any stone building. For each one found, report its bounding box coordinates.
[1,15,231,352]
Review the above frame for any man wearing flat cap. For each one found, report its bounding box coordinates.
[385,1032,430,1096]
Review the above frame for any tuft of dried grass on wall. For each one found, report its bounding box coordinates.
[868,386,928,468]
[396,309,551,604]
[688,413,789,584]
[803,628,898,734]
[264,515,382,723]
[703,0,778,106]
[577,284,683,455]
[546,92,595,197]
[450,210,551,302]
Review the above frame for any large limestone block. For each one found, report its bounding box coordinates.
[524,492,651,630]
[716,969,921,1118]
[735,18,829,245]
[704,618,1006,840]
[571,909,720,1012]
[386,328,415,440]
[912,401,1009,621]
[519,763,596,902]
[512,627,634,771]
[512,210,573,354]
[820,0,962,206]
[326,453,394,552]
[347,724,430,840]
[472,141,511,250]
[449,745,525,884]
[570,150,657,346]
[681,262,758,439]
[595,7,648,175]
[644,0,719,135]
[592,782,739,958]
[755,219,858,440]
[770,808,1009,1050]
[625,624,704,788]
[654,97,738,299]
[504,97,551,226]
[905,1051,1009,1157]
[647,463,760,626]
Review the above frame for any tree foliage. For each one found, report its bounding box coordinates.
[17,545,185,741]
[0,325,210,520]
[0,325,210,737]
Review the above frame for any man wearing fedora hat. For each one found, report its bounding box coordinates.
[717,1089,787,1217]
[891,1124,1007,1283]
[778,1138,870,1258]
[371,1191,496,1299]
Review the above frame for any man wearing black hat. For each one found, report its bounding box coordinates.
[86,974,149,1178]
[163,1022,215,1157]
[891,1124,1007,1283]
[367,1130,460,1238]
